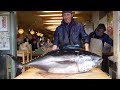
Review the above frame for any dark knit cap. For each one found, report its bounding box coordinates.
[62,11,72,14]
[96,23,106,31]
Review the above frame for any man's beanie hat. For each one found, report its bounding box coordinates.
[62,11,72,14]
[96,23,106,31]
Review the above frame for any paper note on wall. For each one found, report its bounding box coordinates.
[0,16,8,31]
[0,32,10,50]
[0,15,10,50]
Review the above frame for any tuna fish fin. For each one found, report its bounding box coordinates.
[6,54,23,66]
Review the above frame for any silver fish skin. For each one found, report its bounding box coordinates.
[7,49,103,73]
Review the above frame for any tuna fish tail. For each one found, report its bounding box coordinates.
[6,54,25,72]
[6,54,23,66]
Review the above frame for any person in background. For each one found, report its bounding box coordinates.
[36,37,41,49]
[89,23,113,47]
[32,40,37,51]
[17,34,22,50]
[24,34,32,44]
[45,38,53,53]
[30,35,37,51]
[46,39,53,47]
[31,35,36,44]
[89,23,113,74]
[52,11,90,51]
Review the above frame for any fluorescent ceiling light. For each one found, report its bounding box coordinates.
[42,11,62,13]
[49,17,62,19]
[44,20,62,23]
[73,17,78,19]
[44,22,60,24]
[46,26,58,31]
[48,17,78,19]
[46,26,58,29]
[48,29,56,31]
[38,14,62,17]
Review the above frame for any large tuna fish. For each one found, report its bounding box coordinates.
[6,49,103,74]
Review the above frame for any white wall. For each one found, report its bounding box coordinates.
[92,11,107,31]
[92,11,99,29]
[99,15,107,33]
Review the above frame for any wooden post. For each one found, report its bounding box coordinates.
[113,11,120,79]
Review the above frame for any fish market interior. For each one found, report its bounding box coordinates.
[0,11,119,79]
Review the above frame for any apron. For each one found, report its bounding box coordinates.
[90,38,103,68]
[90,38,103,57]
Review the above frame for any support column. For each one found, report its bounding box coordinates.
[10,11,17,79]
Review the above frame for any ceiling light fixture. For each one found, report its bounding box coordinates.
[37,32,41,36]
[46,26,58,31]
[44,20,62,23]
[30,30,35,35]
[46,26,58,29]
[18,28,24,34]
[47,17,78,19]
[43,22,60,24]
[40,33,44,37]
[41,11,62,13]
[38,14,62,17]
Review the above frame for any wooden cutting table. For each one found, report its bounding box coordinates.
[14,68,111,79]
